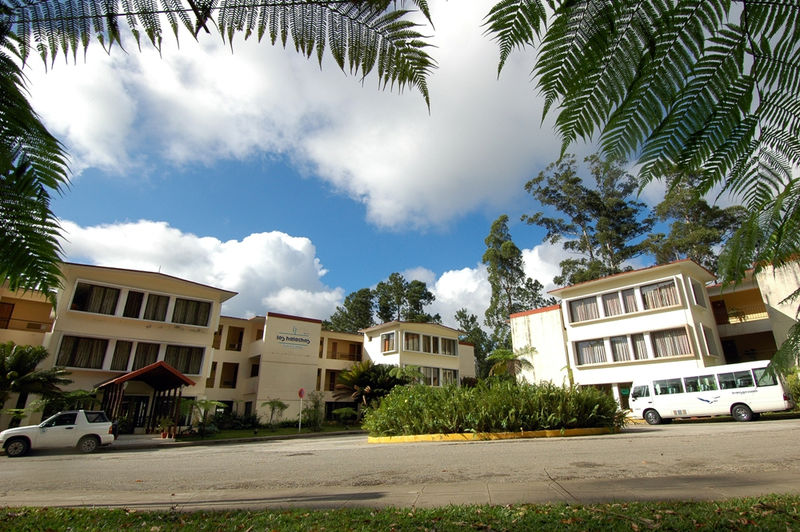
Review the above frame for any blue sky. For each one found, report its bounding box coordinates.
[27,0,667,326]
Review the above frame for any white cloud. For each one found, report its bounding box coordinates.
[27,0,559,230]
[59,220,341,319]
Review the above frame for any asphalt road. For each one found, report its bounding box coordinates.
[2,419,799,509]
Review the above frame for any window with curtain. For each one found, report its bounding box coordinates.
[110,340,132,371]
[123,291,144,318]
[569,297,599,322]
[56,336,107,368]
[651,328,691,357]
[422,335,432,353]
[172,298,211,326]
[641,280,680,310]
[404,332,421,351]
[602,293,624,317]
[421,366,439,386]
[441,369,458,385]
[133,342,160,370]
[441,338,457,356]
[70,283,120,315]
[165,345,204,374]
[690,279,707,308]
[631,333,648,360]
[576,339,607,365]
[610,336,631,361]
[381,332,395,352]
[143,294,169,321]
[622,288,638,312]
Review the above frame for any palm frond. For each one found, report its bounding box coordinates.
[3,0,436,106]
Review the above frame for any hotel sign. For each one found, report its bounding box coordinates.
[276,326,312,349]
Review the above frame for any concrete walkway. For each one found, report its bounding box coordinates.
[110,430,362,450]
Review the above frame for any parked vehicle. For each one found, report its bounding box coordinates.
[630,360,795,424]
[1,410,115,457]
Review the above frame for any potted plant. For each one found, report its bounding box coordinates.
[157,417,172,438]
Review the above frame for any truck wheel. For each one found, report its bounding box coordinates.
[77,435,100,453]
[643,409,662,425]
[731,404,753,422]
[4,438,30,457]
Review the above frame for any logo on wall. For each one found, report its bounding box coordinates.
[276,326,312,349]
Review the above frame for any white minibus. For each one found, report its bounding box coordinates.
[630,360,795,424]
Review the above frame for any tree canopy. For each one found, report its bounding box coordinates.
[374,273,439,324]
[325,288,375,333]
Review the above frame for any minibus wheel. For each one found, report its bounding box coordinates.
[731,403,753,422]
[643,409,662,425]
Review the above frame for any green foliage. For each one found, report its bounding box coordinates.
[373,272,439,324]
[0,342,71,424]
[325,288,375,333]
[3,1,435,108]
[1,29,69,299]
[483,215,553,347]
[486,347,534,380]
[785,370,800,410]
[362,380,626,437]
[301,390,324,432]
[181,398,225,438]
[333,360,411,407]
[454,308,494,378]
[523,154,654,286]
[261,398,289,427]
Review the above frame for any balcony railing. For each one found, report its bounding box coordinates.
[326,352,362,361]
[0,317,53,332]
[716,304,769,325]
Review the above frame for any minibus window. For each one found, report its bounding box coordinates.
[718,371,755,389]
[654,378,683,395]
[631,385,649,399]
[684,375,717,392]
[753,367,778,387]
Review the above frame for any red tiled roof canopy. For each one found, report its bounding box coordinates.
[97,361,195,391]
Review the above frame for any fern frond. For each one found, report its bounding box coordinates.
[483,0,546,77]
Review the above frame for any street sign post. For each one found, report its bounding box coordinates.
[298,388,305,432]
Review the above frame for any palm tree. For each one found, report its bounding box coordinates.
[1,0,435,296]
[486,347,534,381]
[0,341,72,427]
[333,360,410,408]
[484,0,800,367]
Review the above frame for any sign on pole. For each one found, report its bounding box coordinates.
[298,388,305,432]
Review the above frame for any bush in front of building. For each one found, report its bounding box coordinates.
[786,371,800,410]
[362,380,626,437]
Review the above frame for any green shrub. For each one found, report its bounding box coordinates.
[362,381,626,436]
[786,370,800,409]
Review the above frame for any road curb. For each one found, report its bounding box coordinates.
[367,426,613,444]
[110,430,366,451]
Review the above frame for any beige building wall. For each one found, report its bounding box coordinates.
[755,261,800,347]
[510,305,570,385]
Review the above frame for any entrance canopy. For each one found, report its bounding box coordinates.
[98,361,195,433]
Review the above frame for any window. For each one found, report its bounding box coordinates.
[422,335,432,353]
[220,362,239,389]
[132,342,159,370]
[404,332,421,351]
[143,294,169,321]
[43,412,77,427]
[206,361,217,388]
[651,328,691,358]
[110,340,132,371]
[684,375,717,393]
[164,345,204,374]
[172,298,211,326]
[718,370,754,389]
[622,289,638,312]
[56,336,108,368]
[381,332,396,352]
[70,283,120,315]
[631,385,650,399]
[602,293,623,317]
[654,378,684,395]
[576,339,607,365]
[431,336,439,353]
[641,280,680,310]
[691,279,707,308]
[754,367,778,387]
[702,325,719,356]
[421,366,439,386]
[123,291,144,318]
[569,296,599,322]
[441,369,458,385]
[610,336,631,362]
[250,359,260,378]
[441,338,457,356]
[226,327,244,351]
[631,333,648,360]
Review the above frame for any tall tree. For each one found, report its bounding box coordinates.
[0,342,72,427]
[523,154,654,286]
[649,174,747,272]
[454,308,493,379]
[374,273,439,324]
[482,215,552,347]
[325,288,375,333]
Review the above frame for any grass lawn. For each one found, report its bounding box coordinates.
[176,423,358,441]
[2,495,799,530]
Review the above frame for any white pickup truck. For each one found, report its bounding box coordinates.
[1,410,115,457]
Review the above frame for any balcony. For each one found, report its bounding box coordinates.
[326,351,362,361]
[715,303,769,325]
[0,317,53,332]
